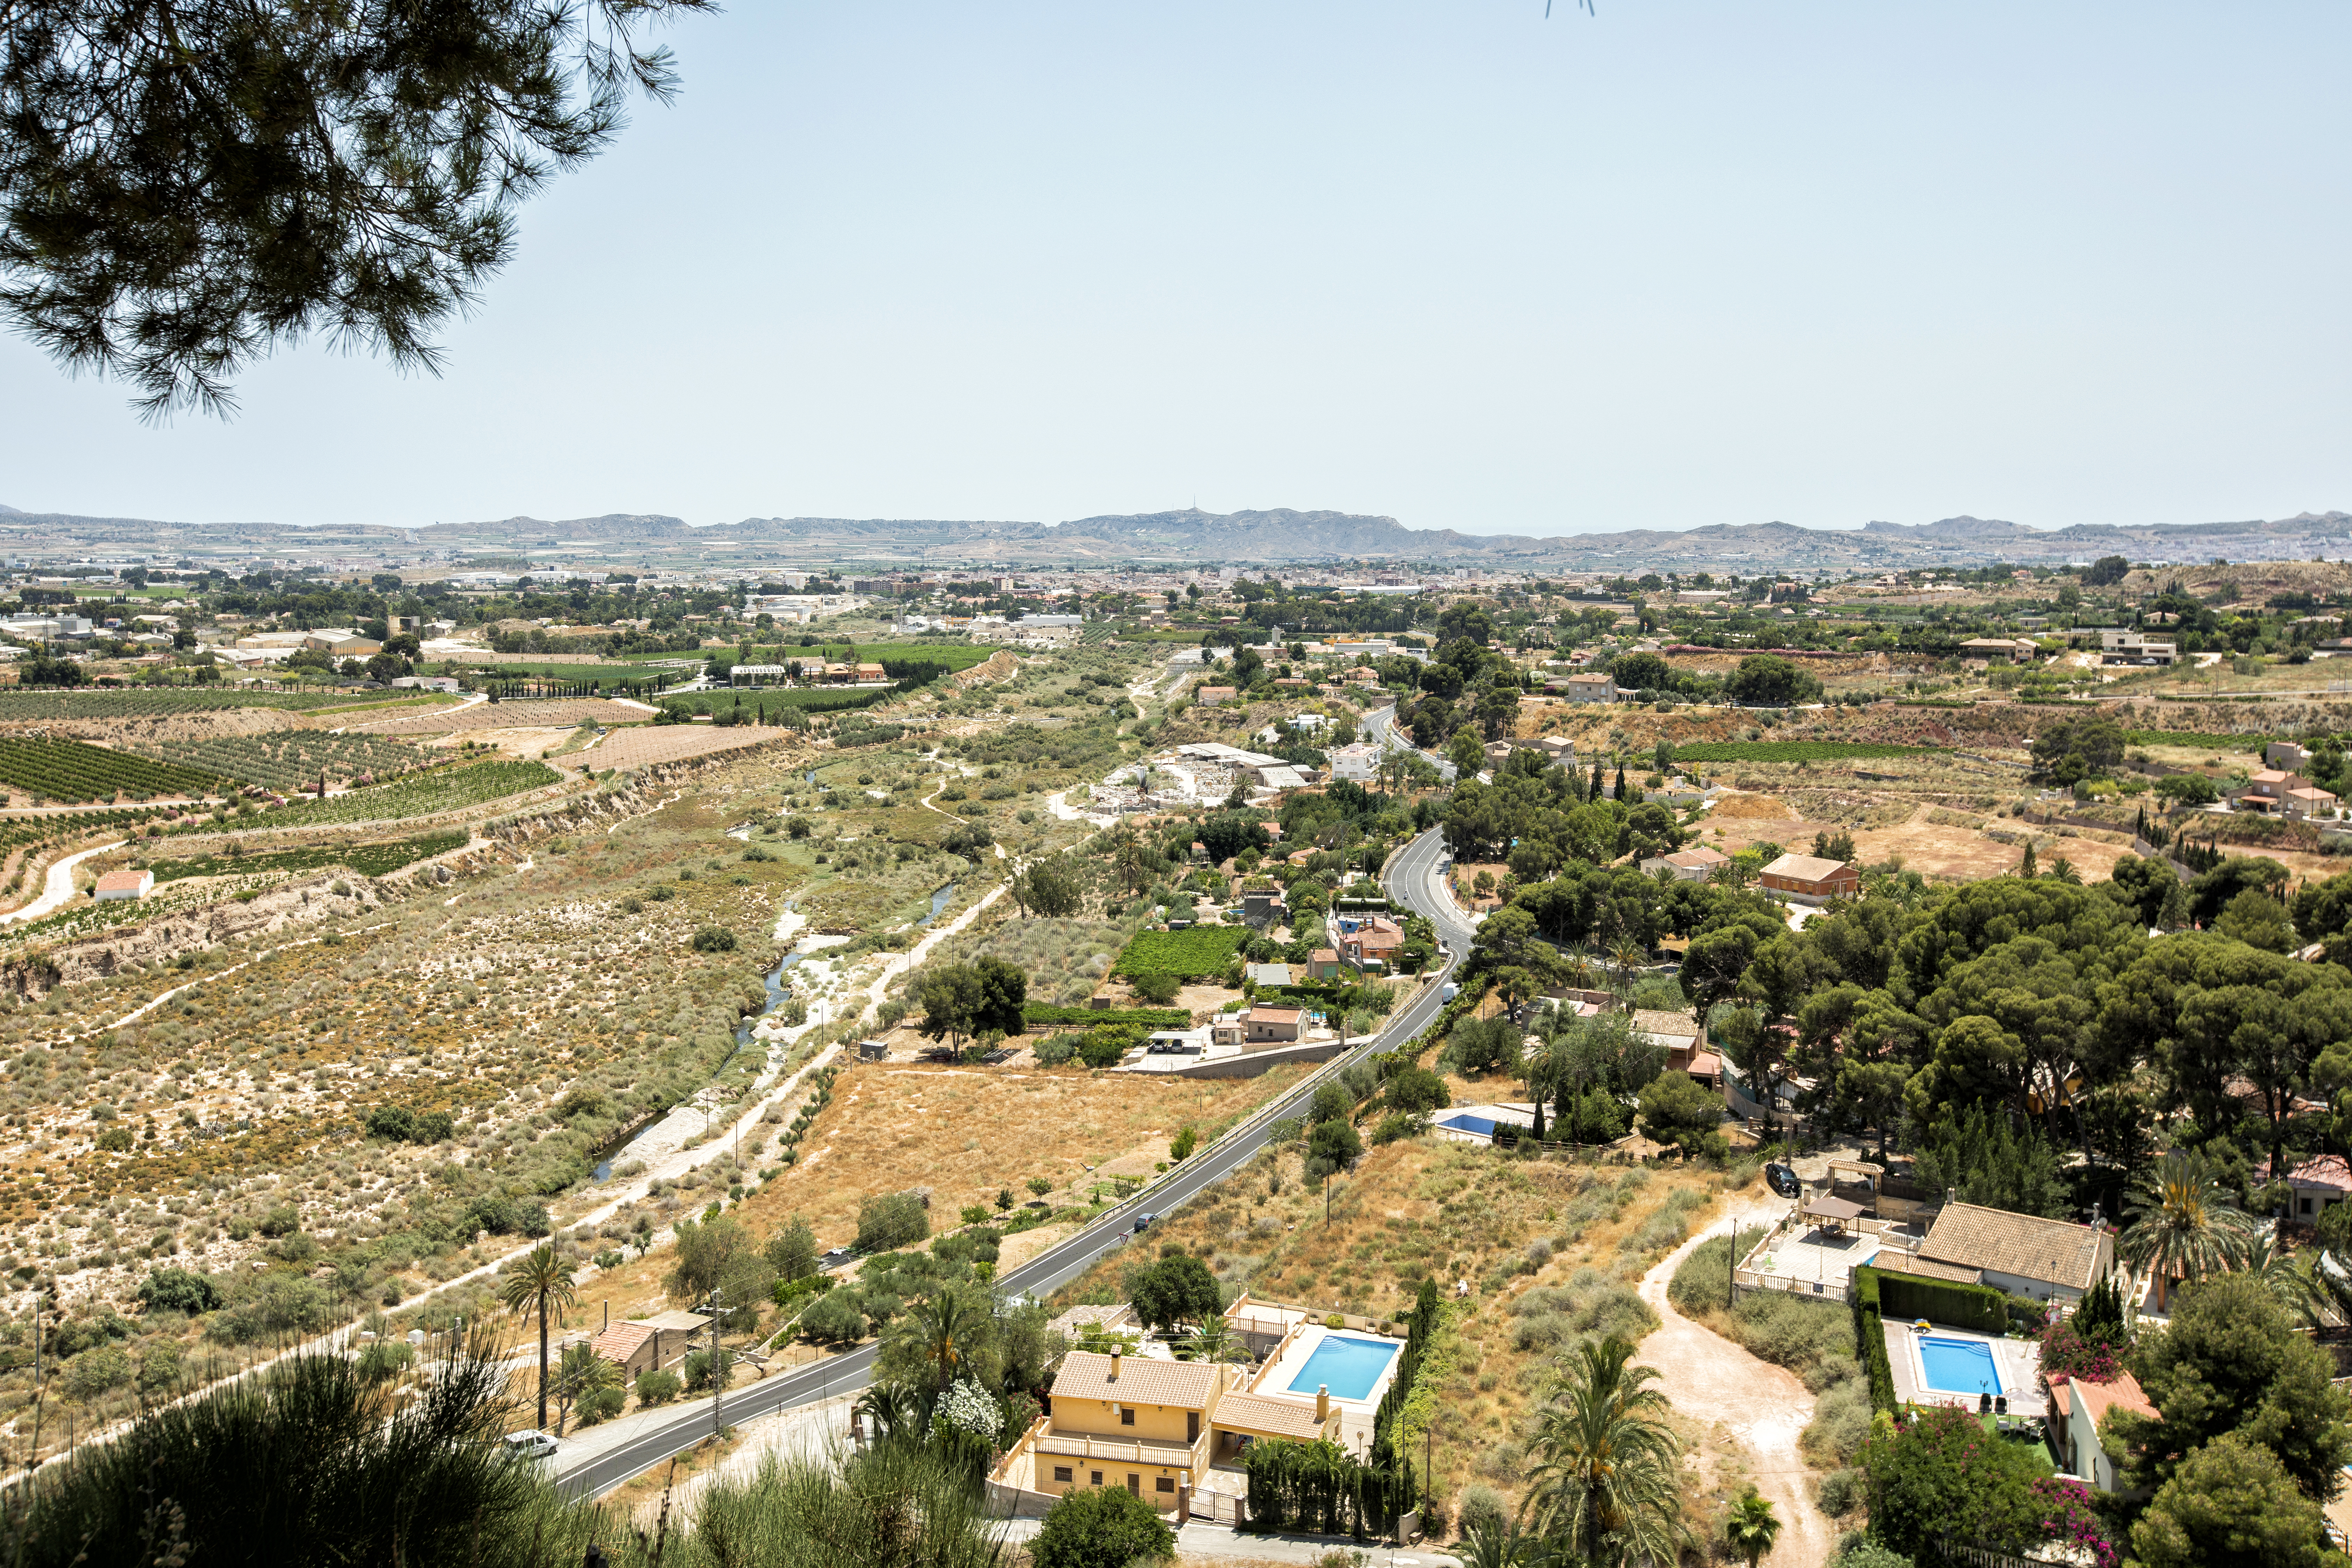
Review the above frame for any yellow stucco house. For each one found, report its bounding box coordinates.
[1001,1348,1335,1518]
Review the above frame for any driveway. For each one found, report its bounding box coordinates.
[1636,1203,1834,1568]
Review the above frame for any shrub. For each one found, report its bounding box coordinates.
[1032,1032,1079,1066]
[855,1190,929,1253]
[1816,1467,1864,1517]
[94,1127,132,1153]
[576,1385,626,1426]
[1129,970,1183,1006]
[64,1344,131,1400]
[365,1105,454,1144]
[257,1205,301,1238]
[800,1291,867,1344]
[691,926,738,953]
[1169,1126,1198,1161]
[1370,1112,1417,1145]
[1456,1483,1508,1542]
[634,1368,681,1406]
[1030,1485,1176,1568]
[138,1267,222,1315]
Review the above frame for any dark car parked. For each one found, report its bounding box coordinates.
[1764,1162,1802,1199]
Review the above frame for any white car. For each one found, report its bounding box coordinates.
[502,1430,560,1463]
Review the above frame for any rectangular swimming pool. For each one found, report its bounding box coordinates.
[1284,1333,1401,1403]
[1436,1114,1498,1138]
[1918,1336,2000,1396]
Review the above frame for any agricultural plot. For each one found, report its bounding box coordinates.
[0,736,221,803]
[0,691,411,721]
[584,724,777,771]
[128,730,425,793]
[1669,741,1944,763]
[1112,925,1249,978]
[163,760,561,832]
[352,698,643,736]
[150,831,469,884]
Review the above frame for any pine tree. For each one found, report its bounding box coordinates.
[2021,842,2038,877]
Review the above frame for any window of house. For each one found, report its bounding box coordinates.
[1120,1407,1135,1426]
[1053,1466,1073,1484]
[1156,1477,1176,1494]
[2303,1197,2315,1215]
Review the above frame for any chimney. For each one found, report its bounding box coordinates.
[1108,1350,1121,1381]
[1315,1384,1330,1421]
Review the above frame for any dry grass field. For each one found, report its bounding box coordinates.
[1049,1128,1763,1519]
[733,1060,1302,1253]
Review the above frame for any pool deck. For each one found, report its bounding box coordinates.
[1244,1326,1404,1458]
[1883,1321,2046,1418]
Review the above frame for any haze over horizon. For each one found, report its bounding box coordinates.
[6,2,2350,539]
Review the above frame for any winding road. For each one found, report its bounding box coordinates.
[555,829,1467,1497]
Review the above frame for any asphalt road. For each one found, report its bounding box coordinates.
[556,843,1465,1497]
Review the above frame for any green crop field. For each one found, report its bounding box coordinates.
[130,731,426,793]
[1667,741,1946,763]
[1112,926,1250,979]
[150,830,468,883]
[0,690,416,721]
[167,760,560,832]
[0,737,221,803]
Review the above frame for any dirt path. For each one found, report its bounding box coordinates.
[1637,1202,1834,1568]
[0,840,124,925]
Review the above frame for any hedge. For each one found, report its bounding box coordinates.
[1869,1267,2009,1335]
[1850,1269,1899,1414]
[1020,1004,1190,1031]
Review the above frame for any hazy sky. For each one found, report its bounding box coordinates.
[6,2,2350,538]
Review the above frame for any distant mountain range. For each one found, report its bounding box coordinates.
[6,502,2351,574]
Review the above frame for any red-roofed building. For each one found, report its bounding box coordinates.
[2046,1370,2157,1493]
[2256,1152,2352,1227]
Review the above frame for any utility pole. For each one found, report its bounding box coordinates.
[1728,1224,1739,1310]
[707,1289,725,1438]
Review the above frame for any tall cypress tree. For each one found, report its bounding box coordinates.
[1614,765,1627,802]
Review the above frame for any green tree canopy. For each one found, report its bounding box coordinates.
[2129,1431,2337,1568]
[0,0,715,416]
[2108,1270,2352,1499]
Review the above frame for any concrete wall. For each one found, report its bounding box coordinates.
[1158,1037,1354,1078]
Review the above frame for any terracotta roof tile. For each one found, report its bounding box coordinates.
[1051,1350,1221,1409]
[1920,1202,2109,1293]
[1213,1392,1326,1441]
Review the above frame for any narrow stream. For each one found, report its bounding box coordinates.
[593,944,815,1180]
[918,884,955,926]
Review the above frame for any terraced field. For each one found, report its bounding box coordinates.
[128,730,425,792]
[0,736,220,803]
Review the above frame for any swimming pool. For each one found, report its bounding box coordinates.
[1436,1114,1498,1138]
[1918,1336,2000,1396]
[1284,1334,1402,1403]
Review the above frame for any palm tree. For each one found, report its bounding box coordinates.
[550,1341,621,1435]
[1721,1487,1783,1568]
[1185,1315,1244,1364]
[1520,1336,1685,1567]
[896,1284,990,1399]
[2116,1149,2257,1310]
[497,1243,578,1433]
[1608,937,1645,990]
[1459,1515,1538,1568]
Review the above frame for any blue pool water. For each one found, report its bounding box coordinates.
[1437,1114,1498,1138]
[1286,1334,1402,1403]
[1918,1336,2000,1396]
